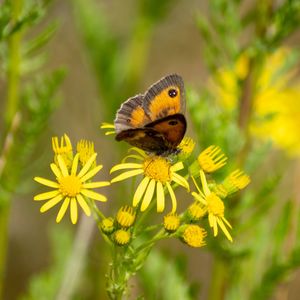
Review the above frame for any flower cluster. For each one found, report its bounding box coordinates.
[34,132,250,248]
[106,130,250,246]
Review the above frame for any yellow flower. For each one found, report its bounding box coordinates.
[163,213,180,232]
[198,145,227,173]
[34,153,110,224]
[116,206,136,228]
[114,229,131,246]
[212,48,300,156]
[223,169,250,194]
[187,202,206,221]
[52,134,73,169]
[77,139,95,167]
[110,149,189,213]
[177,137,196,159]
[181,224,207,248]
[100,122,116,135]
[192,170,233,242]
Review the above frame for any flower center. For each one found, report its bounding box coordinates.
[183,225,207,248]
[143,156,171,183]
[59,175,82,197]
[206,193,225,217]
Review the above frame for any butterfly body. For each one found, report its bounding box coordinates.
[114,74,186,154]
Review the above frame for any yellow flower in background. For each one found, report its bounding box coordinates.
[77,139,95,167]
[211,48,300,156]
[34,153,110,224]
[222,169,250,194]
[192,170,233,242]
[52,134,73,169]
[110,148,189,213]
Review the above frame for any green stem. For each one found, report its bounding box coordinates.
[5,0,22,125]
[0,1,23,298]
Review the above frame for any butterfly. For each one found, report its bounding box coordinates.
[114,74,186,154]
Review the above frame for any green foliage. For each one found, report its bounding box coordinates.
[138,250,196,300]
[73,0,178,119]
[21,226,74,300]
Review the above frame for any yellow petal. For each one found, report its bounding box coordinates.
[70,198,78,224]
[172,173,189,190]
[166,182,177,213]
[110,163,142,173]
[217,218,233,242]
[111,169,144,183]
[81,189,107,202]
[192,176,202,194]
[50,163,62,179]
[76,194,91,216]
[200,170,210,196]
[57,155,69,177]
[71,153,79,175]
[105,131,115,135]
[40,194,64,212]
[222,216,232,229]
[122,154,144,162]
[82,181,110,188]
[170,161,184,172]
[56,197,70,223]
[156,181,165,212]
[100,123,115,129]
[133,177,150,207]
[191,192,207,205]
[129,147,147,158]
[208,213,214,227]
[78,153,97,178]
[34,190,60,201]
[141,179,156,211]
[80,164,103,182]
[34,177,59,188]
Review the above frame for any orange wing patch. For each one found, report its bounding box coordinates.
[130,106,149,127]
[149,114,186,146]
[148,85,181,121]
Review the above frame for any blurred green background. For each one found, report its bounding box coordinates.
[1,0,300,299]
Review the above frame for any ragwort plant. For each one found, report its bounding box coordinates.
[34,131,249,299]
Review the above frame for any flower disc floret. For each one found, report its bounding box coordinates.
[206,193,225,217]
[59,175,82,197]
[182,225,207,248]
[164,213,180,232]
[143,156,171,183]
[114,229,131,246]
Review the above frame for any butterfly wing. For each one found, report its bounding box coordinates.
[115,127,169,152]
[143,74,186,121]
[114,74,187,153]
[114,94,151,135]
[146,114,186,148]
